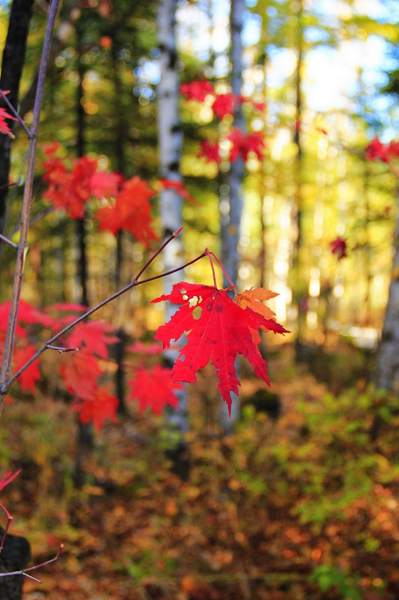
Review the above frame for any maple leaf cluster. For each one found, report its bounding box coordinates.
[365,137,399,163]
[199,130,266,164]
[180,79,266,120]
[153,282,288,415]
[0,301,120,433]
[41,146,196,248]
[180,80,266,165]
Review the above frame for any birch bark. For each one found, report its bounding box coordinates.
[158,0,189,464]
[219,0,244,431]
[375,188,399,392]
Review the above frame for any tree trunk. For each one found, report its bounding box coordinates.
[219,0,244,432]
[157,0,190,478]
[375,189,399,392]
[111,19,128,416]
[73,21,92,487]
[293,0,306,359]
[0,0,34,238]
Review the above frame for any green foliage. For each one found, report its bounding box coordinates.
[269,386,399,525]
[309,566,362,600]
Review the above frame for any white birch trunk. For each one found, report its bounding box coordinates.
[157,0,189,442]
[219,0,245,432]
[375,192,399,392]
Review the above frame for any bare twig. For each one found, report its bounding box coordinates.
[45,345,79,353]
[0,233,16,248]
[0,0,61,416]
[0,543,63,583]
[0,503,13,554]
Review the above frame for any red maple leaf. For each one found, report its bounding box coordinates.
[94,176,158,247]
[330,236,348,260]
[212,94,236,119]
[180,80,214,102]
[59,348,102,400]
[13,345,41,393]
[228,128,265,162]
[72,386,118,433]
[157,179,197,204]
[90,171,123,199]
[67,321,119,359]
[0,470,20,491]
[235,288,289,345]
[128,365,183,415]
[18,299,56,329]
[198,140,221,163]
[365,137,390,162]
[42,155,97,219]
[153,282,277,415]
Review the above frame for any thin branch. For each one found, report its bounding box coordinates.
[0,503,12,554]
[0,543,63,583]
[0,0,61,416]
[0,233,16,248]
[1,236,207,394]
[45,345,79,353]
[0,90,31,138]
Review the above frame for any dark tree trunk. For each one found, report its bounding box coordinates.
[73,21,93,487]
[0,0,34,237]
[111,22,128,415]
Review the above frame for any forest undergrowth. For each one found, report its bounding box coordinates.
[1,342,398,600]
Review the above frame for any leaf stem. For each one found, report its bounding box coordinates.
[205,248,218,287]
[208,250,236,290]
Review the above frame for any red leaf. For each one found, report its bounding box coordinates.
[153,282,272,415]
[228,128,266,162]
[42,155,97,219]
[13,345,41,393]
[157,179,197,204]
[46,303,87,313]
[17,299,56,329]
[128,365,183,415]
[67,321,119,358]
[180,80,214,102]
[212,94,236,119]
[365,137,399,163]
[72,386,118,433]
[330,236,348,260]
[94,176,158,247]
[59,349,102,400]
[90,171,123,199]
[235,288,289,344]
[0,469,20,492]
[127,341,164,355]
[0,95,17,137]
[198,140,221,164]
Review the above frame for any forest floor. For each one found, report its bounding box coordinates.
[1,342,399,600]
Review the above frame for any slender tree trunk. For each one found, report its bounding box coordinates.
[0,0,34,238]
[293,0,305,359]
[219,0,244,432]
[111,21,128,416]
[157,0,190,478]
[74,21,92,487]
[375,186,399,392]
